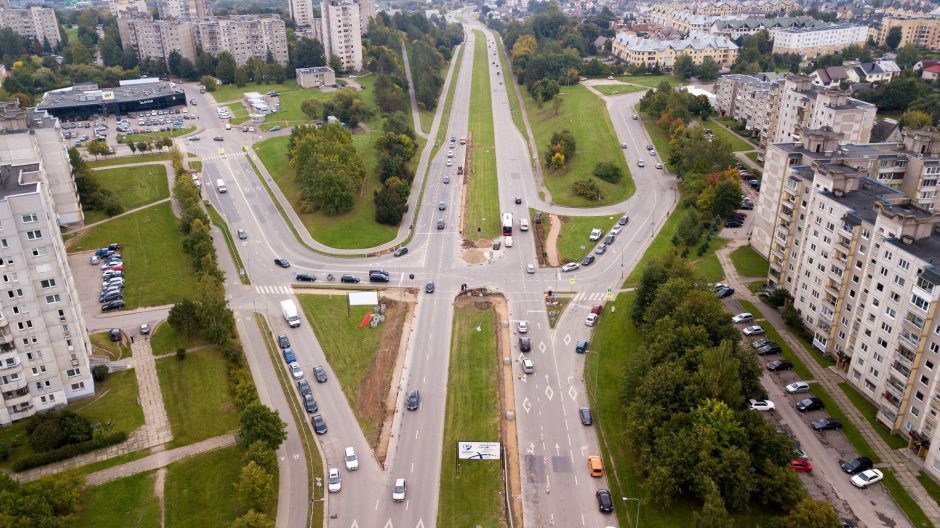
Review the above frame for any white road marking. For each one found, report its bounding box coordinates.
[415,428,419,439]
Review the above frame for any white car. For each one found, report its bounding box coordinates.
[521,357,535,374]
[518,321,528,333]
[561,262,580,272]
[637,160,645,167]
[526,264,536,274]
[742,325,765,336]
[446,159,453,166]
[785,381,811,394]
[328,468,341,493]
[392,478,407,502]
[610,224,623,235]
[447,150,454,158]
[731,312,753,324]
[289,362,304,379]
[589,228,602,241]
[585,313,598,326]
[344,447,359,471]
[851,469,884,488]
[747,399,775,412]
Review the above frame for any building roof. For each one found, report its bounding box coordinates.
[37,81,181,111]
[924,64,940,74]
[825,177,904,225]
[855,60,902,77]
[814,66,850,85]
[773,21,866,34]
[615,32,738,52]
[297,66,335,74]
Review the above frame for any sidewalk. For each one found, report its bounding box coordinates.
[85,433,236,486]
[716,239,940,525]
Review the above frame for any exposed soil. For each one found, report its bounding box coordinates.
[531,213,549,267]
[544,214,562,266]
[154,467,167,528]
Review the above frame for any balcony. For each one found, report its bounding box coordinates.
[779,204,794,218]
[886,376,906,396]
[2,386,28,402]
[837,236,852,250]
[829,266,845,283]
[0,375,26,392]
[891,360,912,379]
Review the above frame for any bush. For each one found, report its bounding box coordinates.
[764,288,790,308]
[572,179,603,200]
[13,431,127,472]
[0,439,9,461]
[592,161,622,183]
[26,410,93,453]
[91,365,109,383]
[781,305,802,328]
[176,348,186,360]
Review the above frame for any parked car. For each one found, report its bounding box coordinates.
[406,390,420,411]
[851,469,884,489]
[604,234,616,245]
[587,455,604,477]
[102,300,125,311]
[596,489,614,513]
[796,397,824,412]
[561,262,580,272]
[742,325,764,336]
[328,468,341,493]
[841,456,873,475]
[595,244,608,255]
[785,381,811,394]
[790,459,813,473]
[751,338,773,349]
[731,312,753,324]
[585,313,598,326]
[278,335,290,349]
[289,362,304,379]
[282,348,297,363]
[303,394,318,413]
[757,343,782,356]
[581,255,596,266]
[748,399,776,412]
[526,264,536,274]
[812,417,843,431]
[313,365,328,383]
[517,321,528,333]
[311,414,327,434]
[519,336,531,352]
[297,378,311,397]
[716,287,735,298]
[579,406,593,425]
[767,359,794,372]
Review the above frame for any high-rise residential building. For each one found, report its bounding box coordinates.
[321,0,363,72]
[193,15,289,66]
[871,16,940,51]
[109,0,148,18]
[769,22,869,58]
[358,0,375,32]
[749,127,940,471]
[0,100,94,425]
[289,0,315,27]
[118,13,197,64]
[156,0,210,20]
[0,6,61,48]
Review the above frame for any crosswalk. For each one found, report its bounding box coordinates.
[571,292,609,302]
[203,151,246,161]
[254,285,294,295]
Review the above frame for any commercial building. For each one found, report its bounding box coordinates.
[611,32,738,69]
[296,66,336,88]
[193,15,289,66]
[770,23,869,58]
[321,0,363,72]
[871,16,940,51]
[0,100,94,425]
[290,0,315,27]
[36,80,186,120]
[0,6,61,48]
[156,0,210,20]
[749,127,940,472]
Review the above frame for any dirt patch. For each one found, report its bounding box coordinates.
[531,212,549,267]
[154,467,167,528]
[544,214,562,266]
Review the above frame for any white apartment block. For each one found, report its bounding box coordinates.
[770,22,869,58]
[118,15,197,65]
[358,0,375,32]
[0,101,93,425]
[714,73,775,138]
[194,15,289,66]
[751,127,940,471]
[321,0,363,72]
[290,0,316,27]
[156,0,210,20]
[109,0,148,18]
[296,66,336,88]
[612,32,738,68]
[0,6,61,48]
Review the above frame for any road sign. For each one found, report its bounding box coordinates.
[569,277,576,285]
[458,441,501,460]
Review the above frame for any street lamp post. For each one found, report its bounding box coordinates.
[622,497,640,528]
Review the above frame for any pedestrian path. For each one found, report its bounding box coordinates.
[715,239,940,525]
[255,284,295,295]
[85,433,236,486]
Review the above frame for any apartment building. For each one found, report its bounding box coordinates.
[194,15,289,66]
[296,66,336,88]
[0,101,94,425]
[321,0,363,72]
[290,0,316,27]
[118,14,197,65]
[750,127,940,472]
[156,0,210,20]
[770,23,869,58]
[871,17,940,51]
[611,32,738,68]
[714,73,776,137]
[0,6,60,48]
[710,17,823,40]
[109,0,148,18]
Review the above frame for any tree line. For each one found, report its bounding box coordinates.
[67,147,123,217]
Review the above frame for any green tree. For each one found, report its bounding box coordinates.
[886,26,903,50]
[293,37,326,68]
[592,161,622,183]
[216,52,237,84]
[167,298,200,337]
[26,410,92,452]
[374,182,408,225]
[243,441,278,474]
[572,178,602,200]
[235,461,274,513]
[782,497,842,528]
[0,473,83,527]
[289,124,366,215]
[231,510,275,528]
[674,54,695,80]
[900,109,933,129]
[896,43,920,69]
[753,459,806,510]
[677,208,702,246]
[696,57,720,81]
[200,76,216,92]
[693,477,730,528]
[234,66,249,87]
[301,99,323,120]
[713,180,743,218]
[86,139,110,159]
[238,403,287,450]
[70,41,92,65]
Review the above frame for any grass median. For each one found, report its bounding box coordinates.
[206,203,251,285]
[86,153,172,168]
[466,31,501,239]
[881,469,932,528]
[437,301,504,527]
[555,215,619,264]
[119,126,195,145]
[150,323,206,356]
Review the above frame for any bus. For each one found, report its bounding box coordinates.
[502,213,513,236]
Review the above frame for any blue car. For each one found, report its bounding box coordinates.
[282,347,296,363]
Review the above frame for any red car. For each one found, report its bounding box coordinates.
[790,459,813,473]
[591,305,603,315]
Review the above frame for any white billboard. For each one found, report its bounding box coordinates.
[458,441,501,460]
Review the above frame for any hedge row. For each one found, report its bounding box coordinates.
[13,431,128,472]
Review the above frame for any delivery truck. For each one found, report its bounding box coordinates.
[281,299,301,328]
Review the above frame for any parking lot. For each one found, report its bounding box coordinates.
[67,248,126,317]
[60,103,197,149]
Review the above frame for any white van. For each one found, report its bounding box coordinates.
[519,218,529,231]
[216,179,227,193]
[225,123,231,130]
[504,235,514,247]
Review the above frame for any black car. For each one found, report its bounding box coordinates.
[213,136,223,141]
[406,389,420,411]
[716,287,735,298]
[297,379,312,397]
[812,417,842,431]
[102,300,126,311]
[340,275,360,283]
[767,359,794,372]
[841,518,859,528]
[596,489,614,513]
[841,456,873,474]
[579,406,593,425]
[519,336,531,352]
[296,273,316,282]
[618,216,628,226]
[725,221,744,228]
[425,281,435,293]
[796,397,824,412]
[751,338,773,349]
[369,273,390,283]
[581,255,596,266]
[274,258,290,268]
[311,414,327,434]
[604,234,616,245]
[741,202,754,210]
[393,247,409,257]
[492,240,501,250]
[514,196,522,204]
[303,394,318,413]
[757,343,782,356]
[278,335,290,349]
[313,365,328,383]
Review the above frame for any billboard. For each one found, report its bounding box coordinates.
[458,441,501,460]
[101,91,115,101]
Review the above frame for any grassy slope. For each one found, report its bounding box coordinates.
[164,446,246,527]
[75,471,160,528]
[89,330,131,360]
[156,348,238,448]
[594,84,648,96]
[85,164,169,224]
[523,84,635,206]
[437,302,504,527]
[69,202,201,310]
[297,294,383,442]
[86,153,172,168]
[704,122,753,153]
[465,30,501,239]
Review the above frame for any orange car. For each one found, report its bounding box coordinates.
[587,456,604,477]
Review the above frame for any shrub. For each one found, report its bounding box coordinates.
[592,161,622,183]
[572,179,603,200]
[176,348,187,360]
[0,439,9,461]
[91,365,109,383]
[765,288,790,308]
[13,431,127,472]
[26,410,93,453]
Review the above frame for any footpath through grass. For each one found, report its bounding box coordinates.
[86,153,172,168]
[69,202,201,310]
[75,470,160,528]
[437,301,504,527]
[156,348,238,448]
[466,31,501,239]
[150,323,206,356]
[298,294,383,443]
[164,445,247,526]
[523,83,634,206]
[85,164,170,224]
[730,245,770,277]
[703,121,752,153]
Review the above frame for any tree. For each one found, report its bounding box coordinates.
[293,37,326,68]
[592,161,622,183]
[216,52,237,84]
[782,498,842,528]
[677,208,703,246]
[886,26,903,50]
[0,473,83,526]
[234,66,249,87]
[900,109,933,129]
[545,129,576,166]
[128,141,137,154]
[374,183,408,225]
[235,461,274,513]
[300,99,323,120]
[572,178,603,200]
[200,75,216,92]
[167,298,200,337]
[693,477,730,528]
[86,139,110,159]
[696,57,719,81]
[877,77,928,111]
[289,124,366,215]
[70,41,92,65]
[26,410,92,452]
[552,95,564,116]
[238,403,287,450]
[713,180,743,218]
[896,43,920,69]
[243,441,278,474]
[674,54,695,80]
[167,50,183,77]
[231,510,275,528]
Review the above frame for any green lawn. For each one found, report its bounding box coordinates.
[437,302,504,527]
[73,449,150,476]
[704,122,753,153]
[614,74,684,88]
[89,330,131,360]
[466,31,501,239]
[715,117,758,147]
[556,215,619,263]
[165,446,250,527]
[298,294,384,444]
[87,153,173,168]
[730,245,770,277]
[75,471,160,528]
[84,164,170,224]
[156,348,238,448]
[838,382,909,449]
[918,471,940,507]
[623,202,684,287]
[737,299,813,380]
[69,202,201,310]
[118,127,195,145]
[0,369,143,471]
[523,83,635,206]
[150,323,207,356]
[882,469,932,528]
[593,83,649,96]
[212,80,300,103]
[189,160,203,171]
[746,151,761,166]
[697,236,729,283]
